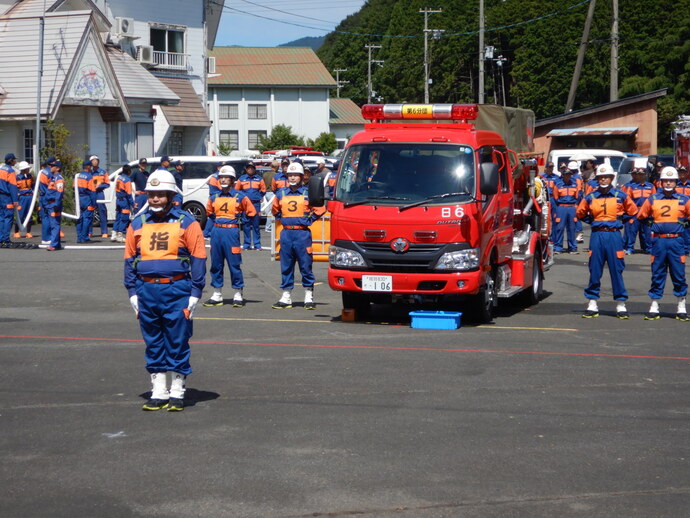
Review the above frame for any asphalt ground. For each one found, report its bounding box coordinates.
[1,225,690,517]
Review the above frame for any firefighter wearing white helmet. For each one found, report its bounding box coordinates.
[637,165,690,321]
[124,167,207,412]
[621,163,655,255]
[551,162,583,254]
[14,160,34,238]
[271,161,321,309]
[203,164,256,308]
[576,163,638,318]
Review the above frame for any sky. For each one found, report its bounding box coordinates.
[214,0,367,47]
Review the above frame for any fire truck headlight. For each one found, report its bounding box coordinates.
[329,245,366,268]
[434,248,480,271]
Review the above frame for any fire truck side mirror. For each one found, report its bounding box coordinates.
[309,171,327,207]
[479,162,499,196]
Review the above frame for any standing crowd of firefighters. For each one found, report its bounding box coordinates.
[539,158,690,321]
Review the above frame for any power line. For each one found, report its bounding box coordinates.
[212,0,591,40]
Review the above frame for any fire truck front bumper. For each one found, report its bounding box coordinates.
[328,268,482,295]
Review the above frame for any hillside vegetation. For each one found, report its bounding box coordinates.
[317,0,690,141]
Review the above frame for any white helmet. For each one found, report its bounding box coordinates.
[145,169,180,192]
[567,160,579,171]
[218,165,236,178]
[286,162,305,175]
[595,164,615,177]
[16,161,30,171]
[659,166,679,181]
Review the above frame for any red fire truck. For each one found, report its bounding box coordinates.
[311,103,553,322]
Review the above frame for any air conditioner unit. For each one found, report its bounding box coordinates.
[115,17,135,37]
[137,45,154,65]
[207,56,216,74]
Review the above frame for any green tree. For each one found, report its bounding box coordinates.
[258,124,305,152]
[306,132,338,155]
[41,120,86,218]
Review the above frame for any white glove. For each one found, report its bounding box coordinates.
[129,295,139,316]
[187,296,199,319]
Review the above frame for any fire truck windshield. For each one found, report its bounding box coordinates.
[336,144,475,206]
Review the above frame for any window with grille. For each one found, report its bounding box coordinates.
[248,130,267,149]
[219,130,239,150]
[23,129,34,161]
[167,129,184,155]
[247,104,267,120]
[219,104,238,119]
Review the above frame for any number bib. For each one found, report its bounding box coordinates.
[283,194,308,216]
[140,222,182,260]
[590,197,619,222]
[213,196,239,219]
[651,199,681,223]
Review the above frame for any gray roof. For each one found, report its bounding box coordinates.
[105,47,179,105]
[0,11,91,118]
[1,0,110,29]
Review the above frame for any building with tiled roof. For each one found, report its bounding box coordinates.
[0,0,223,172]
[208,46,337,153]
[329,98,365,149]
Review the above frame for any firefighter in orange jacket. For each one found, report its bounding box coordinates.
[124,169,207,412]
[676,165,690,255]
[75,159,96,243]
[14,161,34,238]
[203,165,256,308]
[577,164,638,319]
[271,162,320,309]
[637,167,690,321]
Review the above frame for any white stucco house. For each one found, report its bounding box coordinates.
[0,0,222,171]
[207,47,337,154]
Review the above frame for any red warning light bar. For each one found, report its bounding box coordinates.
[361,104,479,121]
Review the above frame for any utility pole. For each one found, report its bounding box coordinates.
[365,44,382,104]
[610,0,619,101]
[478,0,485,104]
[333,68,349,98]
[420,7,442,104]
[566,0,597,112]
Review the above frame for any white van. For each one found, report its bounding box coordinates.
[547,148,627,175]
[102,156,253,227]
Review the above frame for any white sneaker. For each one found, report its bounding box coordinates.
[232,290,245,307]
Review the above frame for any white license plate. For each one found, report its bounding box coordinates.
[362,275,392,292]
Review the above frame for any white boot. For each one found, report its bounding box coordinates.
[169,372,186,399]
[232,289,244,307]
[150,372,169,400]
[203,289,224,306]
[677,297,688,321]
[116,232,125,243]
[272,290,292,309]
[110,230,117,242]
[615,302,629,319]
[583,299,598,318]
[304,287,315,309]
[645,299,660,320]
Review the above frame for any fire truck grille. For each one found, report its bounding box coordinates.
[357,242,444,272]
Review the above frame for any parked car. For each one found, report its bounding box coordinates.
[103,156,252,227]
[547,148,627,173]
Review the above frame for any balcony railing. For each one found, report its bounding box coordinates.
[153,51,189,71]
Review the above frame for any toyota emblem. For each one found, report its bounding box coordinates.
[390,237,410,253]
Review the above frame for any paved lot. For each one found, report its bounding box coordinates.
[1,226,689,517]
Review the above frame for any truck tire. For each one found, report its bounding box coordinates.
[183,201,207,228]
[521,252,543,306]
[342,292,371,321]
[475,263,498,324]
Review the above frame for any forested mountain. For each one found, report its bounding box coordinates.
[317,0,690,136]
[279,36,324,51]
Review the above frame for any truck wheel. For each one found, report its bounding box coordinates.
[475,264,498,323]
[183,201,207,228]
[521,253,543,306]
[342,292,371,320]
